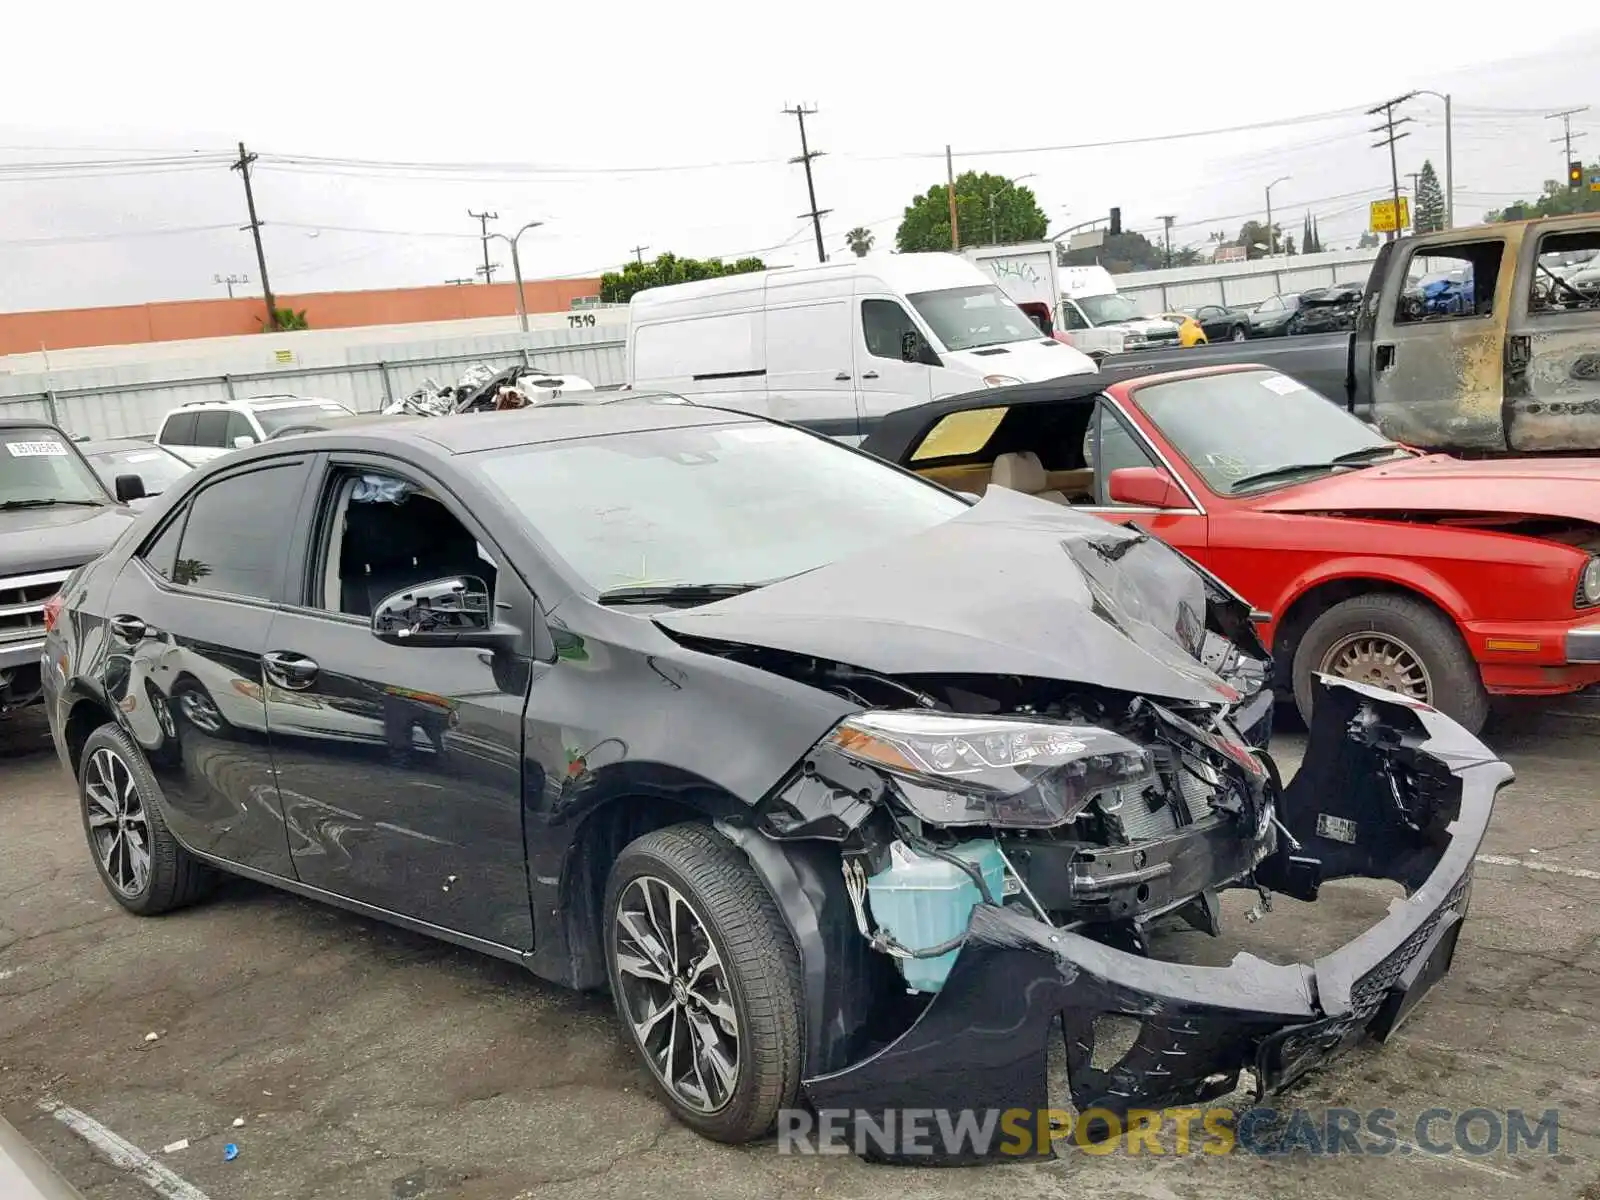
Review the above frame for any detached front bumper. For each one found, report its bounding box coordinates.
[801,678,1511,1164]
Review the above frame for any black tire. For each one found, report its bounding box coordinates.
[603,823,803,1143]
[78,723,217,915]
[1291,593,1489,734]
[1230,324,1248,341]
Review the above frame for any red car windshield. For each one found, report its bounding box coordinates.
[1131,370,1407,494]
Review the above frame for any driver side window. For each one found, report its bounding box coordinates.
[1058,302,1089,331]
[314,468,498,618]
[860,299,924,362]
[1086,402,1162,506]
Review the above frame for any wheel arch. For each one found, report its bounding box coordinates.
[63,689,118,778]
[1268,564,1469,689]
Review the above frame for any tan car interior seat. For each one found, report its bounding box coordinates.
[990,452,1095,504]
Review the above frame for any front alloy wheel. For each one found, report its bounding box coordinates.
[604,823,803,1143]
[1319,631,1432,703]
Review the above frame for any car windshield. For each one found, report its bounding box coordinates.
[473,421,968,594]
[85,444,193,494]
[906,285,1041,351]
[254,402,355,434]
[0,427,109,506]
[1077,294,1143,325]
[1131,370,1401,493]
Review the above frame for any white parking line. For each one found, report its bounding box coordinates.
[37,1101,210,1200]
[1475,854,1600,882]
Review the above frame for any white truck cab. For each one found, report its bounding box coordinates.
[1057,265,1181,360]
[625,253,1097,441]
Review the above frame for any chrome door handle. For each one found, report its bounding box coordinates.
[109,614,149,641]
[861,371,879,380]
[262,651,319,690]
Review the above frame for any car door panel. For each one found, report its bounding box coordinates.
[266,462,533,949]
[765,296,859,438]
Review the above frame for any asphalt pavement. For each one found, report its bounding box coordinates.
[2,702,1598,1200]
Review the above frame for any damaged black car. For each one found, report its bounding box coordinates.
[40,403,1511,1161]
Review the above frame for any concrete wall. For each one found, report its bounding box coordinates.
[1107,247,1382,313]
[0,278,603,357]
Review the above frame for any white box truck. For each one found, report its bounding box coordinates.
[626,253,1096,442]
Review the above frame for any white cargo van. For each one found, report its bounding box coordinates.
[625,253,1096,440]
[1057,265,1182,359]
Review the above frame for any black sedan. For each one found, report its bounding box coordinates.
[1184,303,1252,342]
[1246,292,1305,337]
[40,402,1508,1163]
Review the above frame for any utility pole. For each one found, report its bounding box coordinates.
[783,104,831,264]
[1547,106,1589,172]
[469,209,499,282]
[629,244,649,265]
[230,143,278,330]
[212,272,249,300]
[1157,215,1176,268]
[1369,94,1415,241]
[1265,176,1290,256]
[945,145,960,250]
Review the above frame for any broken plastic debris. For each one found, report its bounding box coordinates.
[232,1117,245,1128]
[1245,904,1264,923]
[262,1090,272,1096]
[144,1032,160,1042]
[163,1139,189,1154]
[224,1143,239,1161]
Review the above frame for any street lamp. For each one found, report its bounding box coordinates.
[485,221,546,332]
[1265,176,1291,256]
[988,173,1037,245]
[1413,89,1454,229]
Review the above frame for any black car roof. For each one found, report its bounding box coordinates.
[273,400,757,457]
[0,416,66,432]
[79,437,167,453]
[860,365,1152,464]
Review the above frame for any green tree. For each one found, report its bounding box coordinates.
[1235,220,1282,259]
[599,252,766,304]
[1414,160,1447,233]
[263,307,308,332]
[1487,163,1600,222]
[844,226,875,257]
[1059,231,1167,274]
[895,172,1048,252]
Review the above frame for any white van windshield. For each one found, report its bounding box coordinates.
[1077,294,1143,325]
[907,285,1042,351]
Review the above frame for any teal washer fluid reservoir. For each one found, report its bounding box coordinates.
[865,839,1008,993]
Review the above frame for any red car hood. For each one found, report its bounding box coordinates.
[1253,454,1600,523]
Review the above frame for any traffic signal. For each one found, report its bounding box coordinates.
[1109,207,1123,236]
[1570,161,1584,189]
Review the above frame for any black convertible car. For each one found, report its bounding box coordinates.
[40,402,1507,1163]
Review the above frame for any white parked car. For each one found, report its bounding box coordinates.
[154,396,355,463]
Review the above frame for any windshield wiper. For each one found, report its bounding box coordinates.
[1229,450,1399,493]
[599,582,767,606]
[0,498,104,510]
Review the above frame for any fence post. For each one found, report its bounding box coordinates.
[1218,278,1229,308]
[44,388,61,426]
[377,362,394,408]
[222,374,238,403]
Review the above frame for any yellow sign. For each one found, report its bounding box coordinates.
[273,349,294,364]
[1369,197,1411,234]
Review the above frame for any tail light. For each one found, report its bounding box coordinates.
[42,592,64,632]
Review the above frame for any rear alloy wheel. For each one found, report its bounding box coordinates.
[604,823,803,1143]
[1230,325,1248,342]
[1292,594,1489,733]
[78,723,216,915]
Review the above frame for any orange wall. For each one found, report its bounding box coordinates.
[0,278,602,356]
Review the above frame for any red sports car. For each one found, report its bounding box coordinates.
[863,362,1600,733]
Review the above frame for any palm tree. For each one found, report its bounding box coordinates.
[844,227,875,257]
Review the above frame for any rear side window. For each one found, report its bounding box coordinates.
[164,464,307,600]
[192,411,230,448]
[140,509,187,582]
[1397,240,1503,323]
[224,411,255,446]
[160,411,198,445]
[910,407,1007,462]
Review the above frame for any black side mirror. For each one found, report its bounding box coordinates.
[372,576,520,652]
[900,330,920,363]
[114,474,146,503]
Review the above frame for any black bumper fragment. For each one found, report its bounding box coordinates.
[801,678,1512,1164]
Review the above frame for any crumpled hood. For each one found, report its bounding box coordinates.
[1255,453,1600,524]
[0,504,134,577]
[656,488,1248,705]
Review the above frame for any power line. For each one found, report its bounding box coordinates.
[783,104,831,264]
[230,142,278,331]
[0,223,238,248]
[270,220,480,240]
[468,209,499,283]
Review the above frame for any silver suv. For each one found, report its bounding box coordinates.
[154,396,354,463]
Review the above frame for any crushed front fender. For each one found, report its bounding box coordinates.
[801,677,1513,1164]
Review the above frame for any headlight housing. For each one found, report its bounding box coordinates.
[1579,555,1600,608]
[982,374,1022,388]
[823,711,1156,828]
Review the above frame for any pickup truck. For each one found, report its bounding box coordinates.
[1108,214,1600,454]
[0,417,135,714]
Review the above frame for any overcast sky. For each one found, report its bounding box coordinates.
[4,3,1600,312]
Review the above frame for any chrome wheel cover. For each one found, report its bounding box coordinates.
[611,874,741,1114]
[1320,631,1433,703]
[84,747,151,897]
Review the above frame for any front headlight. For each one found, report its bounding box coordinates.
[1579,555,1600,607]
[982,374,1022,388]
[823,711,1156,828]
